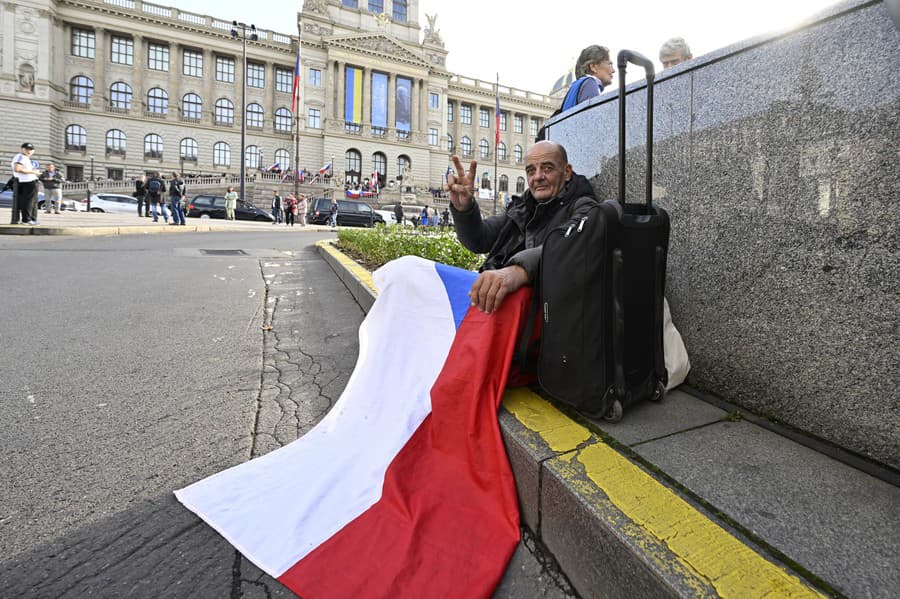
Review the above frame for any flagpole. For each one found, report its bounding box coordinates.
[493,73,499,216]
[292,25,302,198]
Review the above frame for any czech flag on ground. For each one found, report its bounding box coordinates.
[175,256,528,598]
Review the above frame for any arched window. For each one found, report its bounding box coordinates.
[180,138,198,161]
[245,145,261,169]
[182,93,202,120]
[213,141,230,167]
[516,176,526,194]
[447,134,454,153]
[147,87,168,114]
[514,144,523,163]
[274,108,292,132]
[272,149,289,170]
[106,129,126,155]
[65,125,87,151]
[109,82,132,109]
[479,139,489,159]
[499,174,509,192]
[372,152,386,186]
[460,136,472,157]
[497,142,507,161]
[247,103,264,129]
[345,148,362,184]
[397,154,411,180]
[215,98,234,125]
[144,133,163,159]
[70,76,93,104]
[480,172,492,190]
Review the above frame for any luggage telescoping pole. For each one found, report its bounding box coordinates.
[616,50,655,208]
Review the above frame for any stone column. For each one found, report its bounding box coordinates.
[168,41,179,121]
[336,60,345,124]
[132,34,144,108]
[361,66,370,128]
[93,27,105,109]
[386,73,395,134]
[202,47,213,124]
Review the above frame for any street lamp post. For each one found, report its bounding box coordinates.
[231,21,257,203]
[87,155,94,211]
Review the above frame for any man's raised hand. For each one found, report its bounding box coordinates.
[446,155,477,211]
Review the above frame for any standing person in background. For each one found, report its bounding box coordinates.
[168,171,186,226]
[297,194,308,226]
[284,193,296,227]
[420,206,429,227]
[134,174,148,217]
[147,171,168,223]
[393,203,403,226]
[329,198,338,228]
[563,45,615,108]
[224,186,238,220]
[39,163,65,214]
[11,142,40,225]
[271,191,282,224]
[659,37,693,69]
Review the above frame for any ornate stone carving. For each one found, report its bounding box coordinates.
[303,22,332,36]
[423,13,443,46]
[17,63,35,92]
[303,0,329,16]
[333,35,425,65]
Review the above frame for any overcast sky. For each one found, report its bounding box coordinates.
[173,0,839,93]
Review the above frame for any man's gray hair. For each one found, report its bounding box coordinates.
[659,37,691,60]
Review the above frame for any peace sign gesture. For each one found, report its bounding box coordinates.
[446,155,477,211]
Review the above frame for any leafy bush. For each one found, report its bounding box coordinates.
[337,225,484,272]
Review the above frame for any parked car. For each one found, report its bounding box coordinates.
[78,193,140,214]
[0,189,50,209]
[185,194,275,222]
[308,197,385,227]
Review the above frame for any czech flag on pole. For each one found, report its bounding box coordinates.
[495,93,501,146]
[290,43,301,114]
[318,161,332,175]
[175,256,527,598]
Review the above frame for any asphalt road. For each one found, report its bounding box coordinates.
[0,231,574,598]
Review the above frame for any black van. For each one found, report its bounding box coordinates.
[185,195,275,221]
[309,197,385,227]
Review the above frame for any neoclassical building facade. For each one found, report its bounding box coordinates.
[0,0,556,196]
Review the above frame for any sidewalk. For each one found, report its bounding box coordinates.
[316,240,899,599]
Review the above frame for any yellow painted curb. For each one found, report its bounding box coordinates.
[316,239,377,295]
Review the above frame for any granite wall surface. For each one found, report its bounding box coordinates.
[545,0,899,469]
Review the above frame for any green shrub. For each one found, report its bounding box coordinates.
[337,225,484,271]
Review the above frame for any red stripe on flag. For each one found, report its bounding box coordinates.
[495,94,501,146]
[278,289,530,598]
[291,44,301,114]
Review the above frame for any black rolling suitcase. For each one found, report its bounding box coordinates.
[531,49,670,422]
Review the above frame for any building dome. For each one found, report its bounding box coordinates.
[549,68,576,99]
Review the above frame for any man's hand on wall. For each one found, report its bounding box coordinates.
[468,265,529,314]
[447,155,477,212]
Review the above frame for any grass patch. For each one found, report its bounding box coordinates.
[336,225,484,272]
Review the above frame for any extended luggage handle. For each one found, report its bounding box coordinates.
[617,50,655,208]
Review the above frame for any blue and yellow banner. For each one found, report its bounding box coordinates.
[345,67,363,123]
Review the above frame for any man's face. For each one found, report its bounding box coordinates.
[22,148,34,157]
[525,143,572,202]
[661,52,690,69]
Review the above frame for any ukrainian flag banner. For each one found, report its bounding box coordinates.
[344,66,363,124]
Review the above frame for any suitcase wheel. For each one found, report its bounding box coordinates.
[602,399,623,423]
[650,381,666,402]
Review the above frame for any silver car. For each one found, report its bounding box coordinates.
[79,193,141,214]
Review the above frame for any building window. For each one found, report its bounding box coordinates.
[183,49,203,77]
[275,67,292,93]
[147,87,168,114]
[307,107,321,129]
[516,176,526,194]
[460,104,472,125]
[346,149,362,181]
[69,76,93,105]
[447,102,454,122]
[479,139,489,159]
[148,43,169,71]
[530,118,540,138]
[71,29,95,58]
[342,0,358,7]
[110,36,133,65]
[107,168,124,181]
[428,128,439,146]
[514,115,523,134]
[144,133,163,159]
[274,148,290,170]
[246,103,264,129]
[213,142,230,167]
[429,92,439,110]
[514,144,523,163]
[499,174,508,192]
[372,152,386,183]
[479,108,489,128]
[182,93,202,120]
[397,154,410,179]
[392,0,407,22]
[215,98,234,125]
[106,129,126,155]
[500,112,507,131]
[460,136,472,157]
[245,145,261,169]
[66,166,84,182]
[447,134,454,153]
[309,68,321,87]
[368,0,383,12]
[247,63,264,88]
[216,56,235,83]
[497,142,507,161]
[109,82,132,109]
[481,172,491,189]
[273,108,291,132]
[65,125,87,151]
[180,137,198,160]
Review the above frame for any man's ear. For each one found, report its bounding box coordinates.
[564,164,573,181]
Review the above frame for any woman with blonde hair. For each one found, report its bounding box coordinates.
[224,186,238,220]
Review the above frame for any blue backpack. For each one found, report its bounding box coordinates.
[561,77,591,112]
[148,178,162,194]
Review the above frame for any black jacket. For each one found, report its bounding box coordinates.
[451,174,598,281]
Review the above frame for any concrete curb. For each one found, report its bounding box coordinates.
[0,223,283,236]
[315,240,827,599]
